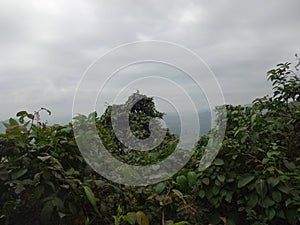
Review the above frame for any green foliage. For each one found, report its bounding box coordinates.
[190,61,300,224]
[0,59,299,224]
[97,91,179,165]
[0,109,116,224]
[112,206,136,225]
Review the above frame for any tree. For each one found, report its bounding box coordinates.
[98,91,178,165]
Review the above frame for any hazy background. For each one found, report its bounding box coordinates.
[0,0,299,133]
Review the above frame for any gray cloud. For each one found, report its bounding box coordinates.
[0,0,299,123]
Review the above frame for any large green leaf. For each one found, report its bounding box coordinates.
[9,118,19,126]
[238,175,255,188]
[154,182,166,193]
[41,201,53,224]
[277,184,293,194]
[83,185,97,208]
[267,177,280,187]
[261,197,275,208]
[187,171,197,187]
[255,179,267,198]
[11,168,28,180]
[225,191,233,203]
[272,191,282,202]
[266,208,276,221]
[176,175,188,192]
[217,174,225,183]
[247,193,258,208]
[283,159,296,171]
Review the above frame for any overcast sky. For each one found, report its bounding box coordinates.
[0,0,299,124]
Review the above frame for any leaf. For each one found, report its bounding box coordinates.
[251,114,257,125]
[68,202,77,215]
[285,198,294,207]
[187,171,197,187]
[241,135,248,144]
[51,197,64,210]
[0,169,9,181]
[126,212,137,225]
[41,107,51,115]
[213,158,224,166]
[65,168,80,176]
[261,197,275,208]
[83,185,97,208]
[113,215,120,225]
[266,208,276,221]
[122,215,136,224]
[199,190,205,198]
[238,175,255,188]
[58,212,67,219]
[136,211,149,225]
[33,185,44,200]
[277,184,292,194]
[15,183,25,194]
[283,159,296,171]
[247,193,258,208]
[176,175,188,192]
[155,182,166,193]
[170,222,190,225]
[44,181,56,191]
[9,118,19,126]
[272,191,282,202]
[255,179,267,198]
[27,114,34,119]
[212,185,220,195]
[117,205,122,214]
[11,168,28,180]
[267,177,280,187]
[16,111,28,117]
[37,156,52,162]
[217,174,225,183]
[225,191,233,203]
[41,201,53,224]
[202,177,210,185]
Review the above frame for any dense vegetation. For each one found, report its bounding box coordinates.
[0,61,299,225]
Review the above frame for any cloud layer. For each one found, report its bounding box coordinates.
[0,0,299,123]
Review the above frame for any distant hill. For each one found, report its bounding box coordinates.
[164,110,212,137]
[163,103,253,137]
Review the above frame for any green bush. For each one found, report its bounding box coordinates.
[190,61,300,224]
[0,60,299,225]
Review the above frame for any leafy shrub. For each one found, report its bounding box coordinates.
[190,61,300,224]
[0,60,299,225]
